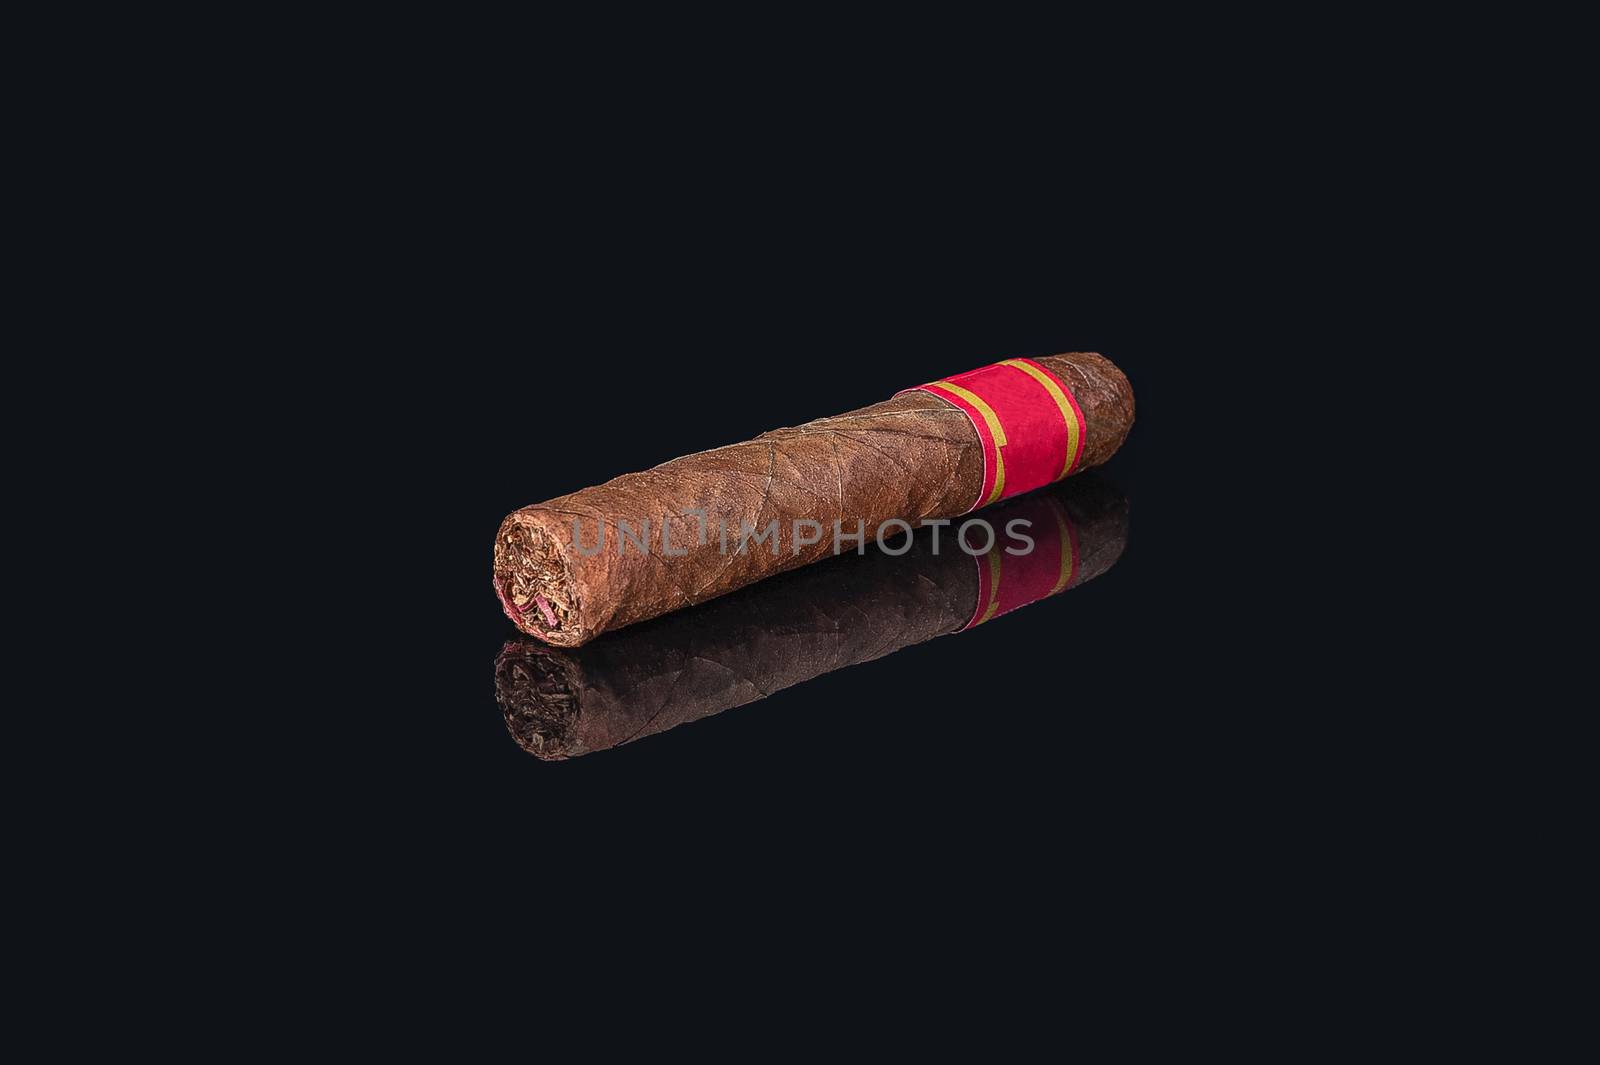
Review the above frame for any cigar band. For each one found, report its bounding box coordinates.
[964,492,1080,629]
[898,358,1087,513]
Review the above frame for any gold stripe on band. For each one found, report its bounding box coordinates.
[999,359,1083,479]
[977,545,1003,625]
[1046,497,1076,595]
[932,380,1007,506]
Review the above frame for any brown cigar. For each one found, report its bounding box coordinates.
[495,351,1133,646]
[497,475,1128,760]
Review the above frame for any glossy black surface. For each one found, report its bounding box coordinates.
[303,214,1337,921]
[349,318,1263,865]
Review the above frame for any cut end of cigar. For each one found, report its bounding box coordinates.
[494,642,582,760]
[1035,352,1135,471]
[493,512,586,647]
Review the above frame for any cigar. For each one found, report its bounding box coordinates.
[495,351,1133,646]
[497,475,1128,760]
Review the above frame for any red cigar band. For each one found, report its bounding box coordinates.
[963,492,1081,629]
[897,358,1087,513]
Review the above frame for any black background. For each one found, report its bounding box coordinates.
[125,118,1432,985]
[207,87,1400,939]
[49,32,1549,1031]
[36,30,1537,1028]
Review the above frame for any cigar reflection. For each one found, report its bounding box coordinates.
[496,474,1129,760]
